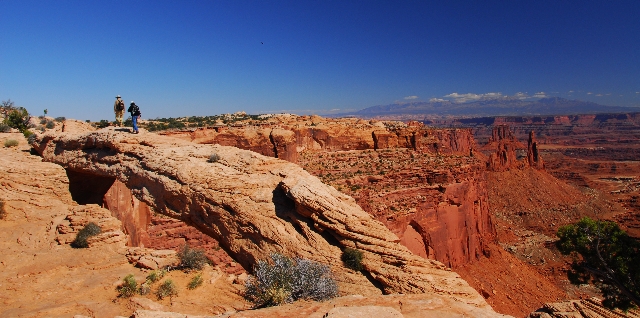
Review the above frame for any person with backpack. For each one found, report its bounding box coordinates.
[128,101,141,134]
[113,95,125,127]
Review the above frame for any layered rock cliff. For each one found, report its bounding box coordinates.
[161,118,477,163]
[30,130,496,310]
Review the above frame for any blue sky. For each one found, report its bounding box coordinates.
[1,0,639,121]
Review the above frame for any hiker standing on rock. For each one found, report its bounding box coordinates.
[128,101,141,134]
[114,95,125,127]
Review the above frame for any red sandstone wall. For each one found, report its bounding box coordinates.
[102,179,152,247]
[379,176,495,268]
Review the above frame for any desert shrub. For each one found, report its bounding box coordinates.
[244,253,338,308]
[156,279,178,299]
[138,281,151,295]
[71,222,101,248]
[146,269,167,284]
[27,133,37,145]
[5,107,29,132]
[45,121,55,129]
[4,139,18,147]
[97,119,110,128]
[0,199,6,219]
[341,248,364,271]
[187,273,203,290]
[177,244,209,271]
[117,274,138,298]
[0,123,11,133]
[54,116,66,122]
[208,153,221,163]
[39,118,47,124]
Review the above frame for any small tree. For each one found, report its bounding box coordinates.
[557,217,640,310]
[0,99,15,118]
[4,107,30,132]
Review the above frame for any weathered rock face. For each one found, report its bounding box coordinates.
[103,179,152,247]
[55,204,128,248]
[486,125,521,171]
[162,118,477,163]
[390,175,494,268]
[31,130,494,310]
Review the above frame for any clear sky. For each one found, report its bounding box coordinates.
[1,0,639,121]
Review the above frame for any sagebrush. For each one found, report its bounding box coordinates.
[244,253,338,308]
[71,222,101,248]
[177,244,209,271]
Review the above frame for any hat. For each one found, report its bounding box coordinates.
[116,95,121,98]
[130,101,135,104]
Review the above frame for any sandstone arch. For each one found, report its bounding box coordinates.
[31,130,490,308]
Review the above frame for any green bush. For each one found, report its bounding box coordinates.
[71,222,101,248]
[187,273,204,290]
[4,139,18,147]
[557,217,640,310]
[156,279,178,299]
[341,248,364,271]
[4,107,29,132]
[117,274,138,298]
[0,199,6,219]
[177,244,209,271]
[146,269,167,283]
[208,153,221,163]
[244,253,338,308]
[22,129,33,139]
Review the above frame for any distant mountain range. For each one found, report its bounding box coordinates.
[338,97,640,118]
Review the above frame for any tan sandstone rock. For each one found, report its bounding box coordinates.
[31,129,497,311]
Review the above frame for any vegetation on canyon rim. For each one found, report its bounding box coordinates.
[557,217,640,310]
[244,253,338,308]
[1,99,32,138]
[71,222,101,248]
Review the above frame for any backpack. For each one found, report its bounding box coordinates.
[129,104,140,116]
[116,100,124,111]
